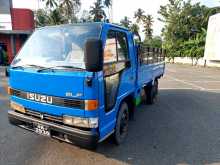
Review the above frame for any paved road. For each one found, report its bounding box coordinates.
[1,64,220,165]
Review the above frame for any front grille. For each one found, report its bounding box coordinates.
[17,109,91,131]
[26,109,63,124]
[11,88,85,109]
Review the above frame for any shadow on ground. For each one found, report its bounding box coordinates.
[1,88,220,165]
[96,89,220,165]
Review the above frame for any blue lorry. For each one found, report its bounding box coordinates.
[7,23,165,149]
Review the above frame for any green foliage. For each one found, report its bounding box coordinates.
[89,0,112,22]
[158,0,220,63]
[130,23,140,36]
[134,8,145,23]
[120,16,132,28]
[143,36,162,48]
[142,15,154,40]
[41,0,58,8]
[134,8,154,41]
[35,9,50,27]
[60,0,81,23]
[36,0,113,25]
[36,0,81,26]
[35,7,67,27]
[89,0,106,22]
[103,0,111,8]
[179,28,206,64]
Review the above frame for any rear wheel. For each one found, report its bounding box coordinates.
[146,79,158,105]
[113,102,129,145]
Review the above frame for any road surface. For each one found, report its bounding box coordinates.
[1,64,220,165]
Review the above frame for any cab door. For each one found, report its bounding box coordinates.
[99,27,136,139]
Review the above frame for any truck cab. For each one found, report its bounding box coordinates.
[7,23,165,148]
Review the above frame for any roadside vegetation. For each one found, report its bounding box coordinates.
[36,0,220,63]
[158,0,220,64]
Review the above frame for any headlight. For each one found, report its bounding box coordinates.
[10,101,26,113]
[63,115,98,128]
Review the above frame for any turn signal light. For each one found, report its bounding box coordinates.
[85,100,99,111]
[7,86,12,95]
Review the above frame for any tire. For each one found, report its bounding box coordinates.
[146,79,158,105]
[113,102,129,145]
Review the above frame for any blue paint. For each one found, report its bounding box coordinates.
[8,23,165,143]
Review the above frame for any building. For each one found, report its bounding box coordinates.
[0,0,34,65]
[204,13,220,61]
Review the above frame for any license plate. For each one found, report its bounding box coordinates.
[34,123,50,137]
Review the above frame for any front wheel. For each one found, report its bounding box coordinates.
[113,102,129,145]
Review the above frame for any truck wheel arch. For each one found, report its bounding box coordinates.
[118,94,135,120]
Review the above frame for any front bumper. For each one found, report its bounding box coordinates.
[8,110,99,148]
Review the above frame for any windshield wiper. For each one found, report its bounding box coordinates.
[11,65,25,70]
[11,64,45,70]
[37,65,84,72]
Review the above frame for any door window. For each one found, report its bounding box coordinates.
[104,30,117,63]
[104,30,130,112]
[116,32,128,61]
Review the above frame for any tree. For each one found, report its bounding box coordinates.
[104,0,111,8]
[41,0,58,8]
[35,9,50,27]
[134,8,154,41]
[60,0,81,23]
[143,36,162,48]
[130,23,140,36]
[89,0,106,22]
[48,8,66,25]
[180,28,206,65]
[120,16,132,28]
[134,8,145,23]
[142,14,154,40]
[103,0,112,21]
[158,0,220,62]
[35,7,67,27]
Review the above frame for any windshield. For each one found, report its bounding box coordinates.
[11,24,101,69]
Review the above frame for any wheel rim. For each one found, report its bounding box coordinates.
[119,110,128,136]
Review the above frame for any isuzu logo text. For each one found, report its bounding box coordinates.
[27,93,53,104]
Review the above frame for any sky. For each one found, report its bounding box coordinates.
[12,0,220,36]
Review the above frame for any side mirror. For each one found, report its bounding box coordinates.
[5,67,9,77]
[84,39,103,72]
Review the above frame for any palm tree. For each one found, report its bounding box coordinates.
[41,0,58,8]
[142,14,154,39]
[89,0,106,22]
[130,23,141,42]
[120,16,132,28]
[130,23,140,36]
[60,0,81,23]
[48,8,66,25]
[134,8,145,23]
[35,9,50,27]
[103,0,112,21]
[104,0,111,8]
